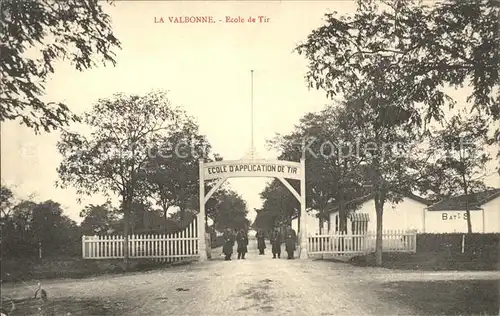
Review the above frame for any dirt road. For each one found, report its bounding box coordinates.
[3,237,498,315]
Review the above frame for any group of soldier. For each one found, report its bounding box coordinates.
[221,228,249,260]
[221,225,298,260]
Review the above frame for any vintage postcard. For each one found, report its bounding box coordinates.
[1,0,499,315]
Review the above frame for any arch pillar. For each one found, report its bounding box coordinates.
[197,158,308,260]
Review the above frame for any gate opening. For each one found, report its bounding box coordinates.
[197,158,307,261]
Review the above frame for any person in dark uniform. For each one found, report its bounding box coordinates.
[270,227,282,259]
[236,229,249,259]
[256,229,266,255]
[222,228,235,261]
[284,225,297,259]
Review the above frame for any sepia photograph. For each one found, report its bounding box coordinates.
[1,0,499,315]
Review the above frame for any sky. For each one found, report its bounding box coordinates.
[1,1,498,224]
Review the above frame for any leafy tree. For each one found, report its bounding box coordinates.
[269,111,334,226]
[80,202,119,235]
[295,0,499,124]
[252,208,276,234]
[0,185,15,218]
[109,205,195,235]
[57,90,189,268]
[294,0,492,265]
[268,105,367,232]
[420,111,493,232]
[141,121,214,232]
[170,153,231,230]
[168,208,198,228]
[340,93,426,266]
[2,198,79,258]
[134,208,163,233]
[1,0,121,133]
[1,199,38,257]
[205,181,230,224]
[127,200,150,235]
[267,88,428,265]
[31,200,79,256]
[109,199,177,235]
[258,179,298,228]
[210,189,250,232]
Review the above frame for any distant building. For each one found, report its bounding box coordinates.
[309,188,500,234]
[425,188,500,233]
[291,209,321,235]
[322,192,432,235]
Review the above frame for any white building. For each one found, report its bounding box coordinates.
[291,209,320,235]
[425,188,500,233]
[321,193,432,235]
[315,188,500,235]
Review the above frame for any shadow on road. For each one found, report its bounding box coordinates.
[374,279,500,316]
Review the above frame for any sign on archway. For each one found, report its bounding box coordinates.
[197,158,308,261]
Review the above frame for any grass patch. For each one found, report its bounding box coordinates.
[375,279,500,315]
[349,252,500,271]
[1,256,195,283]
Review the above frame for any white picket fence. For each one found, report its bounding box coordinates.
[82,218,199,262]
[308,229,417,257]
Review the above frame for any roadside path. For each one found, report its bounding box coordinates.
[3,237,498,315]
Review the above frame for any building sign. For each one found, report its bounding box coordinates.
[441,212,468,221]
[203,159,302,180]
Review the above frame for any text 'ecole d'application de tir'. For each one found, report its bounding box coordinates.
[154,16,271,24]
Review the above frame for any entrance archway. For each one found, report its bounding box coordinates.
[197,158,307,261]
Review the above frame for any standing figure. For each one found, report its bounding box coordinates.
[284,225,297,259]
[256,229,266,255]
[236,229,249,259]
[222,228,235,261]
[270,227,282,259]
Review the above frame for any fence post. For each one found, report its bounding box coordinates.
[82,236,85,259]
[413,231,417,253]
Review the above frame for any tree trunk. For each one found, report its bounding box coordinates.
[339,160,348,234]
[374,196,384,267]
[122,198,131,271]
[163,205,168,234]
[130,214,135,235]
[463,180,472,234]
[338,196,347,233]
[465,208,472,233]
[338,192,347,251]
[319,216,324,234]
[180,208,185,228]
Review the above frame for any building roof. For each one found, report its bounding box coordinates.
[326,191,433,215]
[427,188,500,211]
